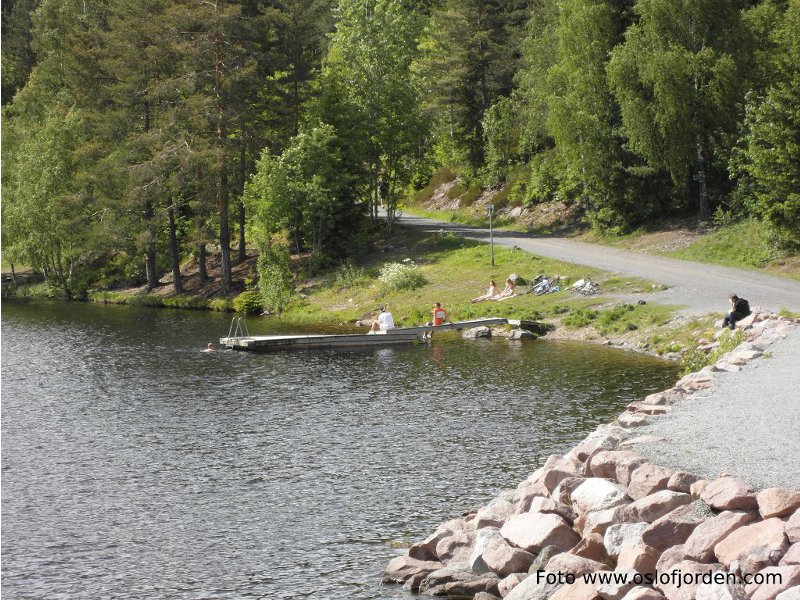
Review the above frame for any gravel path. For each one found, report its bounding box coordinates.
[632,326,800,490]
[396,212,800,315]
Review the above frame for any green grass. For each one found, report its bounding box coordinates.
[278,227,670,330]
[667,220,782,270]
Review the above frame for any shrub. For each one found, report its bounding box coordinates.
[209,298,232,312]
[378,261,427,293]
[334,261,369,289]
[562,308,598,329]
[162,296,208,310]
[233,290,265,315]
[682,329,744,374]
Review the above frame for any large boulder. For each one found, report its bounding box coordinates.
[501,512,580,554]
[627,464,674,500]
[667,472,702,494]
[616,542,661,575]
[788,509,800,544]
[582,505,637,538]
[383,555,443,584]
[436,530,478,566]
[694,580,748,600]
[777,587,800,600]
[463,326,492,339]
[529,496,576,524]
[700,477,758,511]
[642,501,711,550]
[503,572,564,600]
[419,566,499,596]
[482,540,537,576]
[529,546,564,574]
[656,560,724,600]
[757,488,800,519]
[604,523,649,558]
[714,517,790,572]
[470,528,506,574]
[745,565,800,600]
[545,553,605,576]
[477,499,517,529]
[656,545,689,572]
[572,479,631,515]
[630,491,693,523]
[621,587,668,600]
[571,533,610,563]
[781,544,800,567]
[683,511,758,563]
[498,573,527,597]
[550,580,603,600]
[589,451,647,486]
[569,426,627,463]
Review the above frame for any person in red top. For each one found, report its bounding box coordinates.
[431,303,447,326]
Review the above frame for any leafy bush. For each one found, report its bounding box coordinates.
[209,298,232,312]
[232,290,264,315]
[378,260,427,293]
[682,329,744,374]
[562,308,598,329]
[163,296,208,310]
[258,243,294,315]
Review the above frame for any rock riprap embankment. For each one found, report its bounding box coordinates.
[383,313,800,600]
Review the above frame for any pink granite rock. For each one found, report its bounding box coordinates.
[552,478,588,512]
[482,540,536,576]
[605,522,649,558]
[642,503,709,550]
[498,572,526,597]
[477,499,516,528]
[656,545,689,572]
[776,586,800,600]
[781,544,800,567]
[631,491,693,523]
[683,511,758,563]
[582,504,637,538]
[571,533,610,563]
[621,587,667,600]
[595,572,636,600]
[546,553,605,576]
[690,479,711,499]
[570,427,625,463]
[656,560,724,600]
[787,509,800,544]
[515,480,551,513]
[617,542,661,574]
[383,556,443,584]
[694,580,748,600]
[757,488,800,519]
[668,472,701,494]
[628,464,674,500]
[572,478,631,514]
[700,477,758,511]
[550,580,602,600]
[543,456,584,493]
[436,530,478,565]
[745,565,800,600]
[714,517,789,572]
[500,512,580,553]
[589,451,647,486]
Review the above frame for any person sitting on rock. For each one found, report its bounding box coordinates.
[492,278,517,300]
[471,280,500,303]
[722,293,751,330]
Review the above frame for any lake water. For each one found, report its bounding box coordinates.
[1,300,680,599]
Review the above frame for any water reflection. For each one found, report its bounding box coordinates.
[2,300,679,599]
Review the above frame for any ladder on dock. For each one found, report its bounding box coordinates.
[225,316,251,349]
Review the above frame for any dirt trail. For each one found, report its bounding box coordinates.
[396,212,800,314]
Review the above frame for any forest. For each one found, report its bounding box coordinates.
[2,0,799,302]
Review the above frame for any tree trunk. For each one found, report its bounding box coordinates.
[238,142,246,264]
[695,135,709,220]
[219,167,232,294]
[168,203,183,295]
[198,243,208,284]
[144,199,159,290]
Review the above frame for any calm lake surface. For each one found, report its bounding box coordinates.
[1,300,680,599]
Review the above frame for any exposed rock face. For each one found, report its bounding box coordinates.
[700,477,758,511]
[627,464,674,500]
[683,511,758,563]
[571,478,631,514]
[714,517,790,573]
[757,488,800,519]
[500,512,580,554]
[630,490,692,523]
[642,502,710,550]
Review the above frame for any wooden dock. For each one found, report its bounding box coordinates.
[220,317,529,352]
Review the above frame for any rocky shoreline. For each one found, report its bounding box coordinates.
[383,313,800,600]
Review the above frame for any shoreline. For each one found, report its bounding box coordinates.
[383,312,800,599]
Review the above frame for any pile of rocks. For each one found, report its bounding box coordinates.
[384,314,800,600]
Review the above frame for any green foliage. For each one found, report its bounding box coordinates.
[232,290,264,315]
[209,298,232,312]
[682,329,744,374]
[668,220,782,269]
[162,296,209,310]
[378,260,428,293]
[334,261,370,289]
[562,308,598,329]
[258,243,294,315]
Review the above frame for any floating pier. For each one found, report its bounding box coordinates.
[220,317,534,352]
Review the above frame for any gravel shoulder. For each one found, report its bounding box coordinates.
[631,326,800,490]
[397,212,800,315]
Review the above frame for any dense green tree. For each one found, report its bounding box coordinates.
[738,0,800,247]
[608,0,752,219]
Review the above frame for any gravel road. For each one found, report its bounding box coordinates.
[632,326,800,490]
[396,212,800,315]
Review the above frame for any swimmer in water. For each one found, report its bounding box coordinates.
[203,343,215,352]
